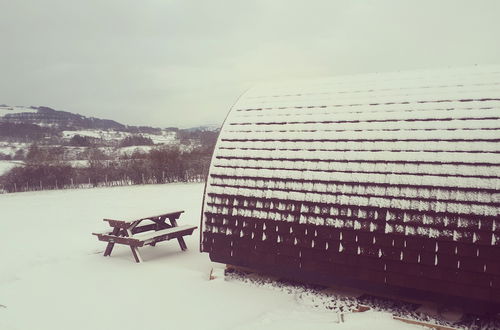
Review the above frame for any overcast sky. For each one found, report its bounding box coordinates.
[1,1,499,128]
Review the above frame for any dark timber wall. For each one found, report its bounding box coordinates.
[200,66,500,305]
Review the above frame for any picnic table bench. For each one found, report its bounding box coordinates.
[92,210,197,263]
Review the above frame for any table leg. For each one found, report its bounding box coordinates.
[130,246,143,263]
[103,227,120,256]
[150,216,166,247]
[169,217,188,251]
[126,226,143,263]
[155,216,166,230]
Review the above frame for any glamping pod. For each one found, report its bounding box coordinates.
[201,66,500,305]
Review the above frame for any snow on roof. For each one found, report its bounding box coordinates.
[203,65,500,246]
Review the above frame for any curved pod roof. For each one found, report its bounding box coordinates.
[201,66,500,304]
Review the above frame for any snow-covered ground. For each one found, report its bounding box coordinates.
[62,129,178,144]
[65,159,88,168]
[118,145,156,156]
[0,183,419,330]
[62,130,129,140]
[146,131,178,144]
[0,142,28,158]
[0,160,23,176]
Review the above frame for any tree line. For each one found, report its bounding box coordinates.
[0,143,215,193]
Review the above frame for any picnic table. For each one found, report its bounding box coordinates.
[92,210,197,263]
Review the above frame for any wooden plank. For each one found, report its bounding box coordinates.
[140,210,184,221]
[132,222,172,234]
[168,218,188,250]
[103,227,120,256]
[92,230,113,236]
[103,210,184,225]
[393,316,459,330]
[133,225,197,241]
[226,264,259,274]
[94,227,196,246]
[126,228,143,263]
[96,226,195,243]
[101,220,131,229]
[143,229,196,248]
[176,236,188,251]
[130,246,143,263]
[169,218,179,227]
[94,233,141,247]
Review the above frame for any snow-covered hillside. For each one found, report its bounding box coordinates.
[0,142,28,158]
[62,130,177,144]
[0,105,37,117]
[0,184,418,330]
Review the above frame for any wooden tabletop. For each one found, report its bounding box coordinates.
[103,210,185,225]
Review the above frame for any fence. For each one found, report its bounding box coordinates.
[0,173,206,194]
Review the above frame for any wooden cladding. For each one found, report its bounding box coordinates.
[202,215,500,303]
[201,66,500,304]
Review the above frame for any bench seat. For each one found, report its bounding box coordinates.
[134,225,197,246]
[93,225,197,248]
[93,232,141,246]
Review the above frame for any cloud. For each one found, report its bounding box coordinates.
[0,0,499,127]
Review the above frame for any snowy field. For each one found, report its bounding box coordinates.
[0,142,28,158]
[0,160,23,176]
[62,129,178,144]
[0,183,419,330]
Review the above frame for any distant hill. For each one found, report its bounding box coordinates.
[0,105,218,134]
[0,105,126,130]
[184,124,221,132]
